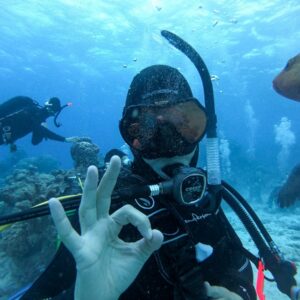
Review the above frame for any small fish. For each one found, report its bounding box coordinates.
[210,74,219,81]
[212,20,219,27]
[273,53,300,101]
[229,18,238,24]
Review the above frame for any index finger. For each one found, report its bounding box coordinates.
[205,282,241,299]
[111,204,152,239]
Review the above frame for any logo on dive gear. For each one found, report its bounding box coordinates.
[185,186,202,192]
[135,197,155,209]
[184,212,212,223]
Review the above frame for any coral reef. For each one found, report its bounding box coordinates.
[14,155,60,174]
[0,149,27,186]
[70,137,101,175]
[0,165,79,298]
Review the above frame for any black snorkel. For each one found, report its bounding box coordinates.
[53,102,72,127]
[161,30,222,215]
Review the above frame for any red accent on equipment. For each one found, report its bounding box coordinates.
[256,260,266,300]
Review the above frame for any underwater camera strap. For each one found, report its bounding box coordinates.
[0,168,210,230]
[0,194,82,232]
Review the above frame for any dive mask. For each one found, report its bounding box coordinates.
[120,98,207,158]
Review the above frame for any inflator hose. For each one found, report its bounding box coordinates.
[221,187,272,255]
[222,186,297,298]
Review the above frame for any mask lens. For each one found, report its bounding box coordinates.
[160,101,207,143]
[121,99,207,152]
[128,123,140,137]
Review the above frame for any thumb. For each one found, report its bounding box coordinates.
[204,281,243,300]
[205,281,224,298]
[136,229,164,257]
[204,282,211,294]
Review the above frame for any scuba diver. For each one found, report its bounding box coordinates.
[0,96,80,151]
[20,69,256,300]
[4,31,299,300]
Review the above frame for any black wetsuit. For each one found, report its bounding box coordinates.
[21,162,257,300]
[0,96,66,146]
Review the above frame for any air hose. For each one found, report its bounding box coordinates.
[223,181,274,247]
[222,182,297,298]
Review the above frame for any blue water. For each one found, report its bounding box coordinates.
[0,0,299,173]
[0,1,300,298]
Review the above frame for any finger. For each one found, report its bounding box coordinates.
[133,229,164,259]
[111,204,152,239]
[96,156,121,218]
[205,281,221,298]
[204,281,233,298]
[49,198,81,254]
[79,166,98,232]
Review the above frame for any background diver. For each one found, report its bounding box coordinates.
[0,95,81,151]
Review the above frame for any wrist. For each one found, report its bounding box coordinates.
[75,285,120,300]
[75,268,121,300]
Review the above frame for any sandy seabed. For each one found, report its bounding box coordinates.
[225,200,300,300]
